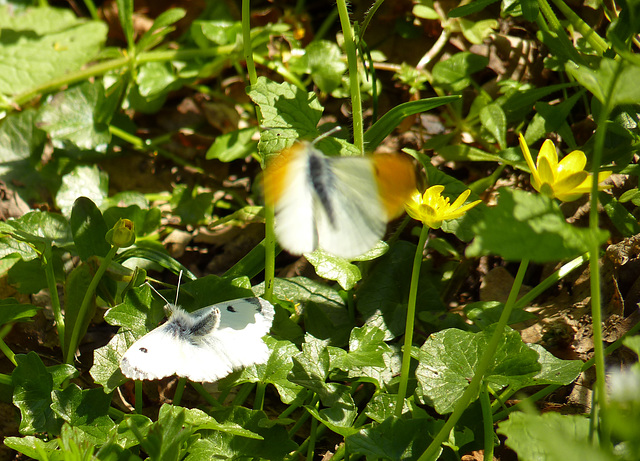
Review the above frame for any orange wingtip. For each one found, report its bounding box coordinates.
[262,143,306,206]
[372,154,416,220]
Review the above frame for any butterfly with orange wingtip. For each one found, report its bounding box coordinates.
[263,141,416,259]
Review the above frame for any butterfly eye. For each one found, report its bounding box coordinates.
[139,347,148,353]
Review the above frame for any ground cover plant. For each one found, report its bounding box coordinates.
[0,0,640,459]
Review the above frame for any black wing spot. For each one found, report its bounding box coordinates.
[139,347,148,353]
[227,305,237,313]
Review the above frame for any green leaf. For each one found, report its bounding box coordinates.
[364,96,459,150]
[0,110,47,202]
[0,6,107,97]
[12,352,61,435]
[526,344,582,387]
[346,416,438,461]
[187,406,298,460]
[567,58,640,107]
[36,81,112,152]
[0,298,40,325]
[51,384,116,444]
[191,19,242,47]
[4,436,59,460]
[90,329,134,394]
[415,327,541,414]
[459,18,498,45]
[466,188,609,262]
[304,249,362,290]
[479,103,507,150]
[600,191,640,237]
[116,0,134,49]
[432,52,488,92]
[495,82,575,123]
[206,127,259,162]
[464,301,536,328]
[170,184,214,226]
[247,76,324,157]
[303,384,358,436]
[55,165,109,217]
[498,412,616,461]
[357,241,444,339]
[137,404,193,460]
[136,8,186,52]
[4,210,73,249]
[70,197,111,261]
[520,0,540,21]
[222,337,303,404]
[306,40,347,94]
[136,62,178,98]
[103,204,161,238]
[448,0,499,17]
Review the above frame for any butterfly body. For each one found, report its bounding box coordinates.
[264,142,416,259]
[120,297,274,383]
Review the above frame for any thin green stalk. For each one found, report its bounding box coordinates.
[135,380,143,414]
[173,377,187,406]
[242,0,258,86]
[395,225,430,416]
[253,54,307,90]
[307,402,319,460]
[0,335,16,366]
[254,382,266,410]
[548,0,608,55]
[587,63,621,450]
[43,245,65,352]
[190,382,224,408]
[514,253,588,309]
[65,246,118,364]
[82,0,99,21]
[419,259,530,461]
[480,383,494,461]
[335,0,364,151]
[278,390,310,420]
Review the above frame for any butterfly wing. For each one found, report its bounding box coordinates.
[264,143,318,255]
[120,323,186,381]
[199,298,275,374]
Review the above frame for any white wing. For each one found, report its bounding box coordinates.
[269,144,319,255]
[313,155,386,259]
[120,298,275,383]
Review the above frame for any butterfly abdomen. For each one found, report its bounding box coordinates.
[307,151,337,228]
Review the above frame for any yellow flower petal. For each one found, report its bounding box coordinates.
[538,139,559,171]
[557,149,587,175]
[518,133,540,186]
[537,155,556,189]
[554,170,589,195]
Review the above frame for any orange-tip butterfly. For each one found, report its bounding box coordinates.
[263,141,416,259]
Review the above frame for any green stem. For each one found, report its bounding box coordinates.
[65,246,118,364]
[336,0,364,152]
[242,0,258,85]
[395,225,429,416]
[173,377,187,406]
[307,402,319,460]
[191,382,224,408]
[480,383,494,461]
[82,0,99,20]
[254,382,266,410]
[43,245,65,353]
[419,259,530,460]
[514,253,588,310]
[536,0,583,64]
[587,62,621,450]
[135,380,143,414]
[0,335,16,366]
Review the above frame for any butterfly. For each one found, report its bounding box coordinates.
[120,282,275,383]
[263,141,416,259]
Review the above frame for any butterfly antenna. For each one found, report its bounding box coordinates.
[175,270,183,306]
[311,126,342,146]
[145,281,171,307]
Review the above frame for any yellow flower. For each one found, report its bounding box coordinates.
[518,134,612,202]
[405,185,482,229]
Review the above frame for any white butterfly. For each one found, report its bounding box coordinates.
[120,295,275,383]
[263,141,416,259]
